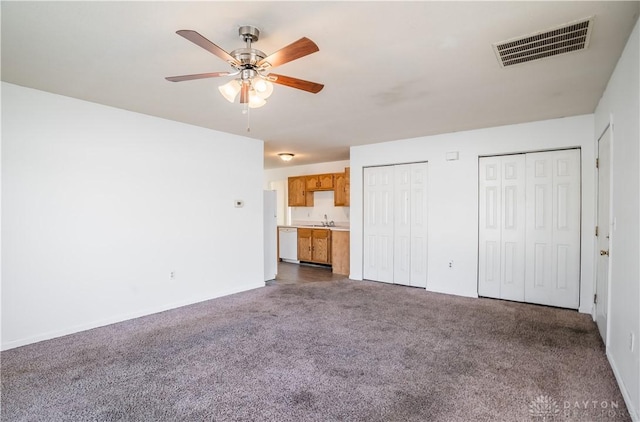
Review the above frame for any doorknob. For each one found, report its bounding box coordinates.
[600,250,609,256]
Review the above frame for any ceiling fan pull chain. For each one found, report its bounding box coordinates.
[245,103,251,132]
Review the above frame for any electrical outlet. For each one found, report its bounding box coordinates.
[170,271,175,280]
[449,260,454,268]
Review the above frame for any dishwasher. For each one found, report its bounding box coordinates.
[278,227,299,263]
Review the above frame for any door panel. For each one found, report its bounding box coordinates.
[479,157,503,298]
[394,165,411,285]
[525,150,580,308]
[363,166,395,283]
[409,163,428,287]
[596,128,611,341]
[500,155,526,302]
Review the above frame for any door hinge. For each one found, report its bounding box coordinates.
[596,158,599,169]
[594,294,597,304]
[595,226,599,237]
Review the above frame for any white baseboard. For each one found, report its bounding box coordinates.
[1,282,264,351]
[607,350,639,421]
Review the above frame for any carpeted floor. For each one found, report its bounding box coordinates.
[1,272,630,421]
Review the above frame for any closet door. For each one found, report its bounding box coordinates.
[365,163,429,287]
[394,165,412,285]
[363,166,395,283]
[478,155,526,300]
[393,163,428,287]
[409,163,428,287]
[525,150,580,308]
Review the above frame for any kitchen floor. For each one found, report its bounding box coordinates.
[267,261,346,285]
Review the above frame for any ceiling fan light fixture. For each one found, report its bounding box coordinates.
[278,153,295,162]
[248,90,267,108]
[218,79,241,102]
[253,78,273,99]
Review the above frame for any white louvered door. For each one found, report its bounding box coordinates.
[479,149,580,309]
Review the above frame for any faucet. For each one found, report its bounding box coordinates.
[323,214,329,227]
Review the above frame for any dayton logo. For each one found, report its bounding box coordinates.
[528,395,560,420]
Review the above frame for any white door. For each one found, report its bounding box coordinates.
[479,149,581,309]
[394,165,412,285]
[478,155,526,300]
[409,163,428,287]
[596,127,611,341]
[364,166,395,283]
[365,163,428,287]
[525,150,581,308]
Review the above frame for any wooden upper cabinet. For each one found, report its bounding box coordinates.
[288,176,314,207]
[334,167,350,206]
[306,173,334,191]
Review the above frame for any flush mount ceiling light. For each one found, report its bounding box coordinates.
[166,25,324,112]
[278,153,295,162]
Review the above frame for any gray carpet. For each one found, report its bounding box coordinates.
[1,278,630,421]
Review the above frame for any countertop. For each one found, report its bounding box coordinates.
[278,225,350,232]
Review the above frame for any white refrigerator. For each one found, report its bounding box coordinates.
[263,190,278,281]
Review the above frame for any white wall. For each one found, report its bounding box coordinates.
[1,83,265,350]
[594,18,640,419]
[264,160,350,225]
[350,115,595,312]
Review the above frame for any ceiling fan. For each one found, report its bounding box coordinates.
[166,25,324,108]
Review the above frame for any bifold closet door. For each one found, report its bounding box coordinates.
[364,163,428,286]
[363,166,394,283]
[394,163,428,287]
[524,149,580,309]
[479,149,581,309]
[478,155,526,301]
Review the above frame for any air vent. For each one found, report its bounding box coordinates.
[493,17,593,67]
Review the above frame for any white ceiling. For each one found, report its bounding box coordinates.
[2,1,638,169]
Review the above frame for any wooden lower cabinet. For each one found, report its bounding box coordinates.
[298,228,331,264]
[331,230,350,275]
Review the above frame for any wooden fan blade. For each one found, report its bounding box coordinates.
[269,74,324,94]
[165,72,230,82]
[176,30,241,67]
[240,82,249,104]
[257,37,319,69]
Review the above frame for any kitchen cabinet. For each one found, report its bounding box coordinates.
[288,176,314,207]
[331,230,350,275]
[298,228,331,264]
[306,173,334,191]
[334,167,350,206]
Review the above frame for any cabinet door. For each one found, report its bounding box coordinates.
[306,173,334,191]
[332,231,350,275]
[318,173,334,190]
[298,228,313,261]
[288,176,313,207]
[334,172,347,206]
[306,175,320,191]
[312,229,331,264]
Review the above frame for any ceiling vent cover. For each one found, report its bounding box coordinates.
[493,17,593,67]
